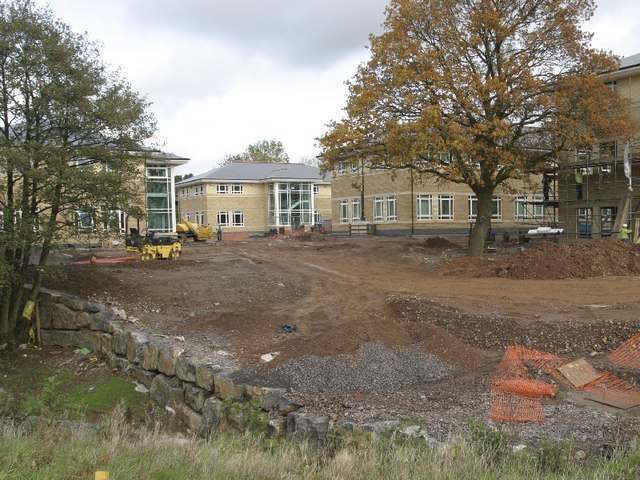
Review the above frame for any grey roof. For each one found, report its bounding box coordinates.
[178,162,329,185]
[620,53,640,70]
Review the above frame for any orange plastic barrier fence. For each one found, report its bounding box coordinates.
[608,333,640,369]
[488,389,545,423]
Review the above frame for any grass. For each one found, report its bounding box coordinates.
[1,346,640,479]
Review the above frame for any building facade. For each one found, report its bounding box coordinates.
[176,163,331,236]
[556,53,640,240]
[330,164,546,237]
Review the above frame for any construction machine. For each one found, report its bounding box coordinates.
[125,229,182,261]
[176,217,214,242]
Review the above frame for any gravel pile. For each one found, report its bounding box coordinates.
[243,341,460,394]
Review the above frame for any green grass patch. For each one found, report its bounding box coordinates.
[60,376,144,418]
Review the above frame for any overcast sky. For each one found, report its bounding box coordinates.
[32,0,640,175]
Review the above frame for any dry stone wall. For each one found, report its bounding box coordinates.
[36,288,329,444]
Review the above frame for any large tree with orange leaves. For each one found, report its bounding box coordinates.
[318,0,636,255]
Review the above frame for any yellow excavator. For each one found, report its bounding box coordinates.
[125,229,182,261]
[176,217,214,242]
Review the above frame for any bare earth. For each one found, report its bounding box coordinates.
[43,235,640,454]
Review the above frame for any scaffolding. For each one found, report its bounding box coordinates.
[543,141,640,241]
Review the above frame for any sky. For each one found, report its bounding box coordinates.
[30,0,640,175]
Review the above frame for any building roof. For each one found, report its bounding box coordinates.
[144,150,190,167]
[177,162,329,185]
[620,53,640,70]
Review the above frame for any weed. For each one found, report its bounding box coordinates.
[468,418,511,466]
[536,439,574,474]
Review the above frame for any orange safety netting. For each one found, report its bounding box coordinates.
[608,333,640,369]
[488,389,545,423]
[577,371,640,409]
[488,346,561,423]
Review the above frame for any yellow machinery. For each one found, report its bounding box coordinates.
[176,217,214,242]
[126,229,182,261]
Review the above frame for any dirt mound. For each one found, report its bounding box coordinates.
[424,237,461,249]
[439,239,640,279]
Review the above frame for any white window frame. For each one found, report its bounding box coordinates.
[232,211,244,227]
[373,196,384,222]
[351,198,361,221]
[195,211,205,225]
[515,195,544,220]
[232,183,243,195]
[313,184,320,194]
[468,196,502,220]
[195,185,204,196]
[386,196,397,221]
[217,211,229,227]
[217,183,228,194]
[438,195,454,220]
[340,200,349,223]
[416,194,433,220]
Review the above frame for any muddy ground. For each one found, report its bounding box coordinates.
[42,234,640,454]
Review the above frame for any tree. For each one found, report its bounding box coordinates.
[221,139,290,165]
[318,0,636,255]
[0,0,156,342]
[175,173,193,183]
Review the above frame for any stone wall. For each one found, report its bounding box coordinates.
[36,289,330,444]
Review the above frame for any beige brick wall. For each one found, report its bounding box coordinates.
[331,169,545,235]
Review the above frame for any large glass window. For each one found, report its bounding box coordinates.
[438,195,454,220]
[577,207,592,238]
[416,194,433,220]
[232,211,244,227]
[268,182,314,227]
[340,200,349,223]
[217,211,229,227]
[515,196,544,220]
[351,199,361,221]
[468,196,502,220]
[146,167,173,232]
[386,196,397,221]
[373,197,384,222]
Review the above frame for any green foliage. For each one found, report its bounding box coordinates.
[468,418,511,466]
[536,439,574,474]
[21,376,62,417]
[222,139,290,165]
[0,0,156,341]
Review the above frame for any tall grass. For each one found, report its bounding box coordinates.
[1,405,639,479]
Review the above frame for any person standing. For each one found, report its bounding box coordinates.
[619,223,631,242]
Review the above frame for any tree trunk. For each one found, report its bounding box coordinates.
[467,190,494,256]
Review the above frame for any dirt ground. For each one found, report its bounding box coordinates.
[41,234,640,453]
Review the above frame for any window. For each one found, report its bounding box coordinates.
[217,183,228,194]
[386,196,397,221]
[577,207,592,238]
[181,188,189,198]
[217,211,229,227]
[515,196,544,220]
[351,199,361,221]
[195,185,204,196]
[75,210,94,230]
[146,167,168,178]
[313,184,319,194]
[313,211,321,224]
[468,196,502,220]
[232,183,243,194]
[232,211,244,227]
[195,211,205,225]
[373,197,384,222]
[416,194,433,220]
[438,195,454,220]
[184,212,191,221]
[338,160,348,175]
[340,200,349,223]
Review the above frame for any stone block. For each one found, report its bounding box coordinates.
[73,330,102,352]
[40,329,75,347]
[112,329,128,356]
[150,374,184,409]
[133,367,157,389]
[245,386,289,411]
[176,404,204,435]
[141,341,160,371]
[60,295,86,311]
[184,384,208,413]
[126,331,150,364]
[157,344,184,376]
[99,333,113,355]
[214,372,245,401]
[90,310,114,331]
[38,304,53,329]
[195,364,220,392]
[51,303,80,330]
[268,416,287,439]
[175,355,197,383]
[202,397,226,435]
[286,413,329,445]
